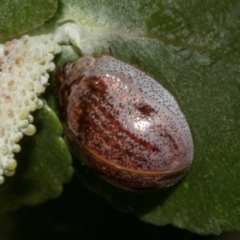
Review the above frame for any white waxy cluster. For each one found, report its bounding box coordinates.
[0,34,61,184]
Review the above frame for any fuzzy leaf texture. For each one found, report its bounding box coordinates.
[1,0,240,235]
[0,0,58,39]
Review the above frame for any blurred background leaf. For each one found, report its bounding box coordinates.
[0,106,73,211]
[0,0,58,39]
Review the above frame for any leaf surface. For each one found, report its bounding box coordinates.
[0,0,58,39]
[50,0,240,234]
[1,0,240,235]
[0,106,73,211]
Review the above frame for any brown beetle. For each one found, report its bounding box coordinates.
[56,56,194,190]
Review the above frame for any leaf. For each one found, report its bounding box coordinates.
[0,105,73,211]
[46,0,240,235]
[1,0,240,235]
[0,0,58,39]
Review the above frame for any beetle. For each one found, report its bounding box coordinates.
[56,55,194,190]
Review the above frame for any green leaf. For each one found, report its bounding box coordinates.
[1,0,240,235]
[0,0,58,39]
[48,0,240,235]
[0,106,73,211]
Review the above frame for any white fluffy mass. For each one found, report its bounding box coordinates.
[0,34,61,184]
